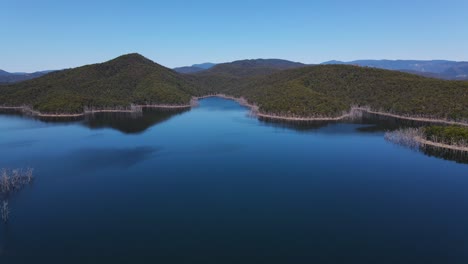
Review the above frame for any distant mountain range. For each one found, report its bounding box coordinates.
[174,59,468,80]
[173,63,216,74]
[0,69,55,84]
[321,60,468,80]
[3,59,467,84]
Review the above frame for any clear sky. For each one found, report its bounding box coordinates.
[1,0,468,72]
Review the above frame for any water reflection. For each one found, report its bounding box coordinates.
[257,117,332,132]
[0,139,38,149]
[82,108,189,134]
[423,145,468,164]
[257,112,468,164]
[1,108,188,134]
[1,104,467,164]
[0,98,467,261]
[67,146,161,171]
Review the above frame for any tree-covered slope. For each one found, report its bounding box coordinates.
[199,59,305,78]
[1,55,466,122]
[191,59,306,95]
[225,65,468,120]
[0,54,198,113]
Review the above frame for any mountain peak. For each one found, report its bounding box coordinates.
[109,53,155,65]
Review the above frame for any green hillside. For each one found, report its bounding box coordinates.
[198,59,305,78]
[224,65,468,120]
[0,54,198,113]
[191,59,306,95]
[0,55,467,122]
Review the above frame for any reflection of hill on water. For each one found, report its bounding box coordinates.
[257,112,431,134]
[257,117,332,132]
[0,108,188,134]
[82,108,189,134]
[422,145,468,165]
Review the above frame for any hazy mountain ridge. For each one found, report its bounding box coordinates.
[0,69,55,84]
[174,62,216,74]
[322,60,468,80]
[6,59,468,83]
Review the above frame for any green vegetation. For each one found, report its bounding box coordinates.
[385,126,468,151]
[197,59,305,78]
[424,126,468,145]
[0,54,199,113]
[214,65,468,119]
[1,54,467,123]
[191,59,306,96]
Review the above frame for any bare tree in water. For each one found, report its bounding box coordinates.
[1,201,9,222]
[0,168,34,222]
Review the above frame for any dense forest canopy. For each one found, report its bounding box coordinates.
[217,65,468,119]
[424,126,468,145]
[0,54,467,121]
[0,54,199,113]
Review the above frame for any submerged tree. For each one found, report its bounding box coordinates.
[1,200,9,222]
[0,168,34,223]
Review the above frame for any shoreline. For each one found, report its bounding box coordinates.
[1,96,467,127]
[415,136,468,152]
[356,108,468,127]
[194,94,254,108]
[254,107,468,126]
[385,128,468,153]
[198,95,468,126]
[2,96,467,153]
[0,104,193,117]
[255,112,351,121]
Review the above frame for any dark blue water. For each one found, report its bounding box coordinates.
[0,98,467,263]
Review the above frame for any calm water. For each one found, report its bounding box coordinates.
[0,98,467,263]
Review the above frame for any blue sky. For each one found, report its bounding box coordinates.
[1,0,467,72]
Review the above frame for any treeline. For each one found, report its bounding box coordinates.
[424,126,468,145]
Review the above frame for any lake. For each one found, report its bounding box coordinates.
[0,97,467,263]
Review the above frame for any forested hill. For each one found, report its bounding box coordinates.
[1,54,467,121]
[190,59,307,95]
[0,54,199,113]
[224,65,468,120]
[198,59,305,78]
